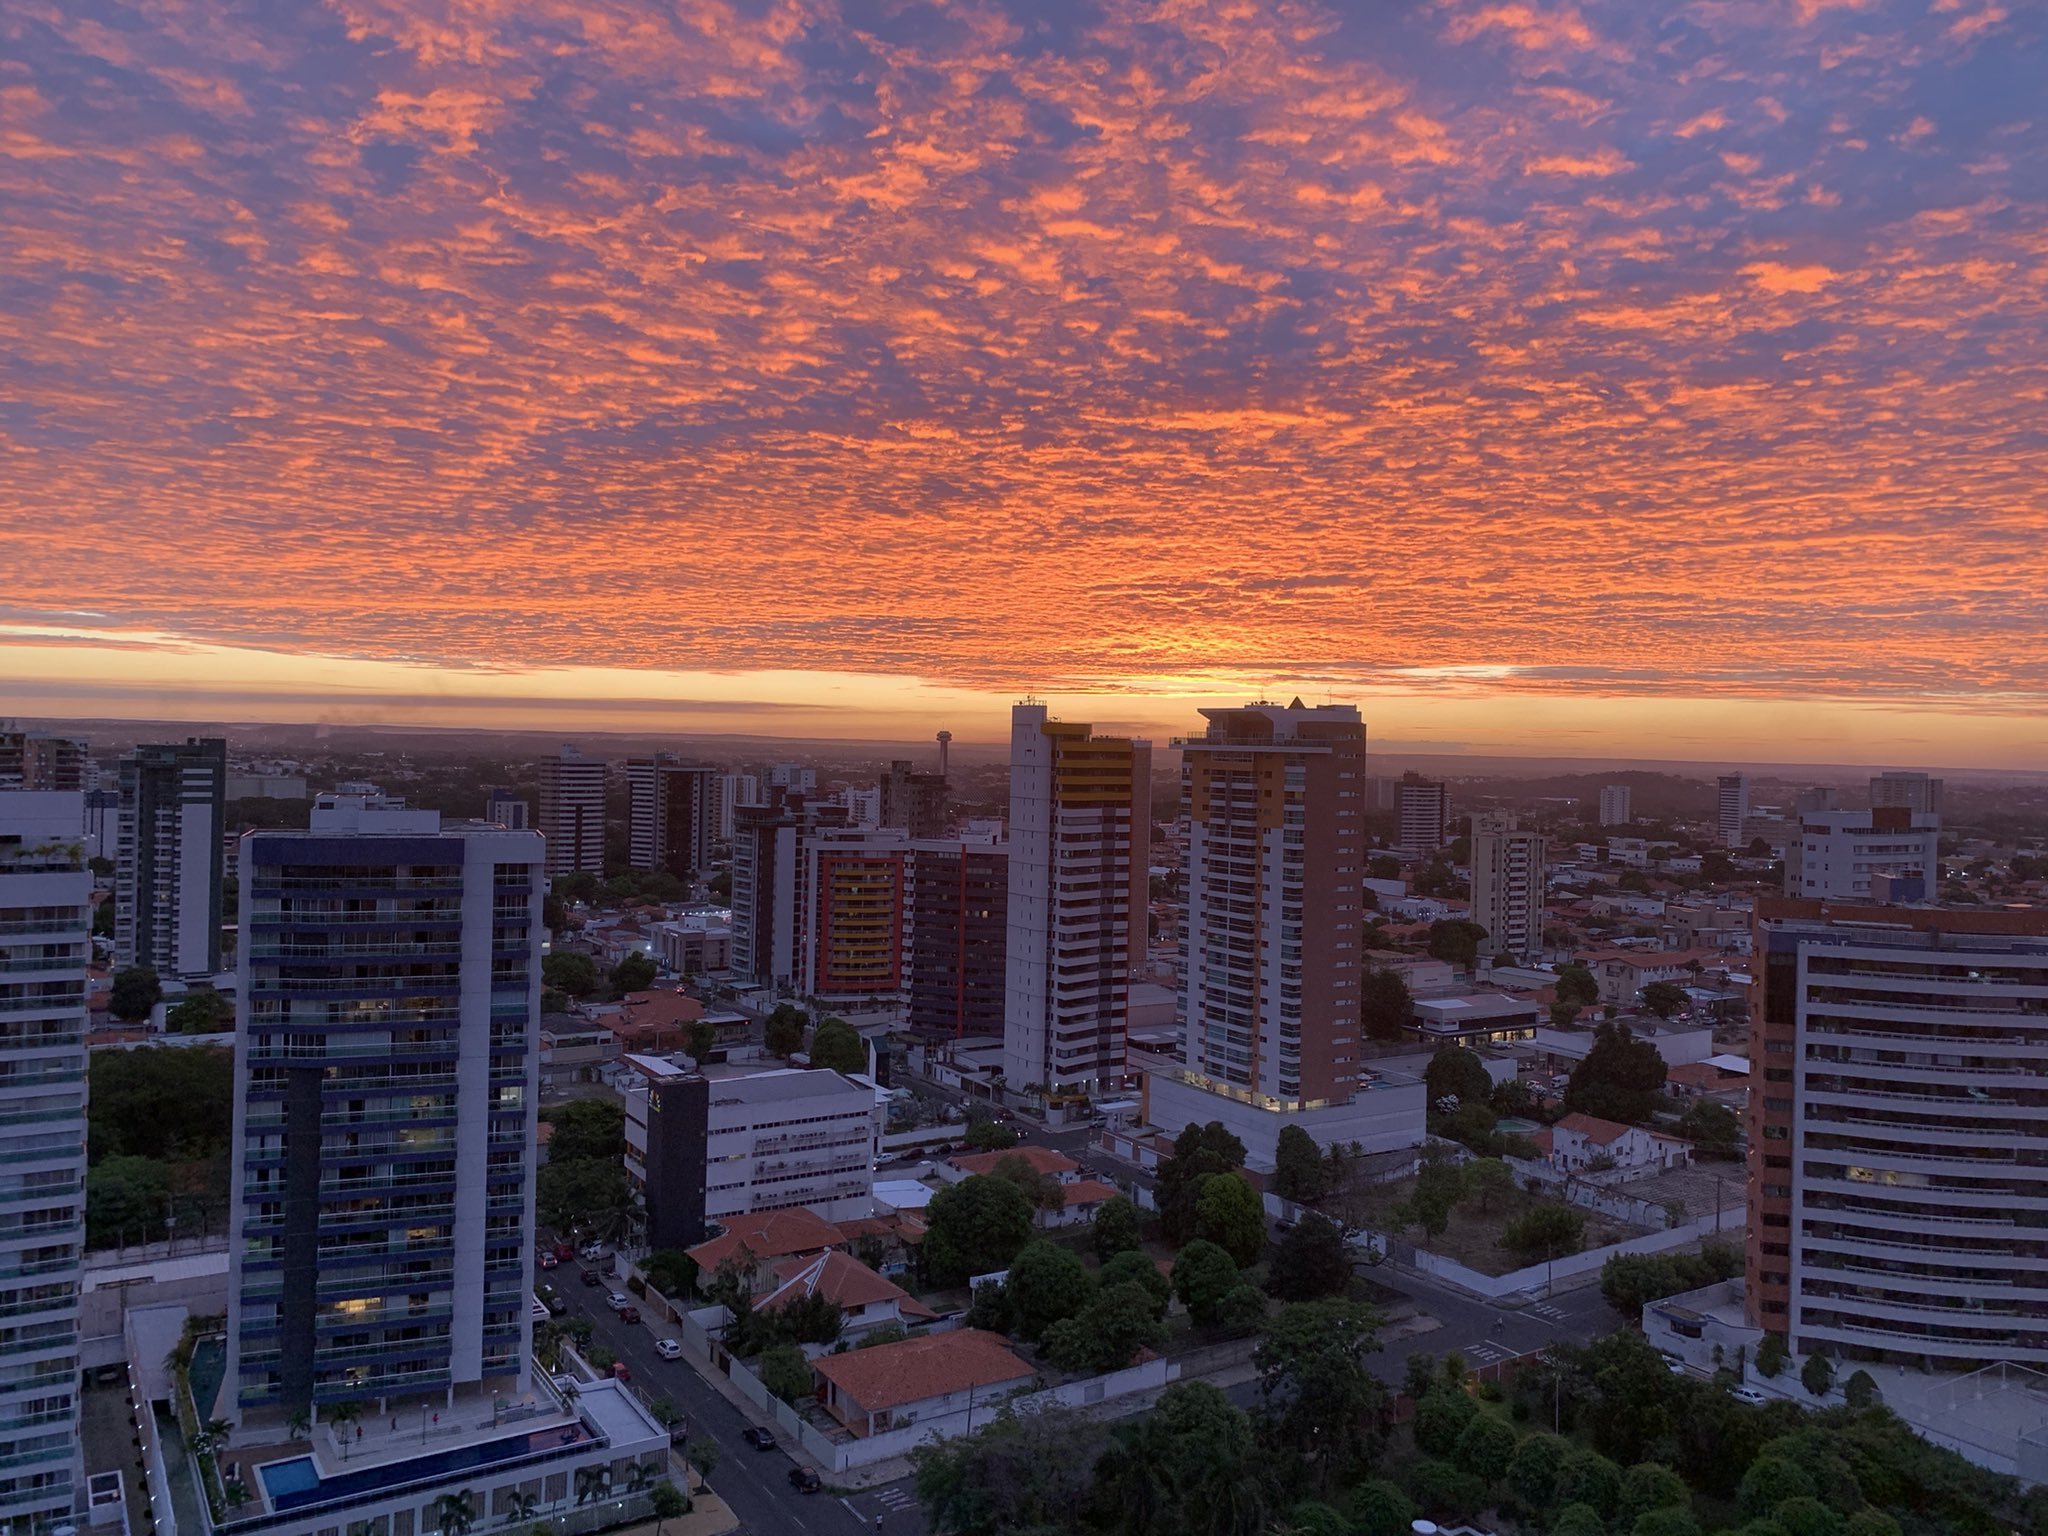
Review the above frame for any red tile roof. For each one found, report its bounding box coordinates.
[686,1207,845,1272]
[757,1250,938,1321]
[1060,1178,1118,1208]
[1554,1111,1633,1145]
[811,1328,1032,1413]
[949,1145,1076,1179]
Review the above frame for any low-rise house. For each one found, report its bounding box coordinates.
[941,1144,1080,1184]
[1575,948,1726,1007]
[686,1206,846,1291]
[1537,1111,1693,1177]
[755,1249,939,1343]
[809,1328,1035,1438]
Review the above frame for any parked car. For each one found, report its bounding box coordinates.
[538,1288,566,1315]
[605,1292,631,1312]
[1730,1386,1769,1405]
[537,1252,559,1269]
[553,1241,575,1261]
[742,1428,777,1452]
[580,1242,610,1261]
[1661,1354,1687,1376]
[578,1269,602,1288]
[788,1466,822,1494]
[611,1361,631,1382]
[618,1306,641,1325]
[654,1338,683,1361]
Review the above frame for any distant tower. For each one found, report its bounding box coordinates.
[936,730,952,779]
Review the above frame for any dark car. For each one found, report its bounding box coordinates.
[578,1269,602,1288]
[618,1305,641,1325]
[788,1466,822,1494]
[742,1427,777,1452]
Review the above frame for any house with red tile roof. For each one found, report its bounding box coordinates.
[943,1145,1078,1182]
[755,1249,939,1342]
[685,1206,845,1289]
[1544,1111,1692,1178]
[809,1328,1034,1437]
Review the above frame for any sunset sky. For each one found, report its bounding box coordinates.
[1,1,2043,765]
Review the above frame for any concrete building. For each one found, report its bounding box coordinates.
[879,760,948,839]
[1469,812,1546,961]
[226,790,545,1423]
[227,774,308,801]
[730,791,849,988]
[0,729,87,793]
[1869,770,1943,816]
[1748,900,2048,1370]
[622,1059,877,1248]
[0,792,89,1532]
[904,836,1009,1044]
[483,786,529,830]
[1597,784,1632,827]
[717,772,760,841]
[82,787,118,864]
[649,912,731,977]
[1396,774,1452,858]
[625,754,716,878]
[115,736,226,981]
[1539,1112,1692,1177]
[1717,773,1750,847]
[1785,807,1941,900]
[768,762,817,795]
[1002,704,1151,1095]
[801,827,910,1005]
[536,745,606,879]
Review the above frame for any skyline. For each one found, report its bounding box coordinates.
[4,1,2045,764]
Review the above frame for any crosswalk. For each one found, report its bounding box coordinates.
[1524,1301,1569,1324]
[1467,1340,1517,1365]
[872,1485,918,1514]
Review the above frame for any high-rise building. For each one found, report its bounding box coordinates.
[1396,774,1451,858]
[0,792,89,1531]
[1597,784,1632,827]
[1176,701,1367,1104]
[536,745,605,879]
[115,736,226,980]
[1785,807,1941,900]
[768,762,817,795]
[225,790,545,1422]
[801,827,909,1004]
[1794,787,1839,815]
[879,760,948,839]
[729,791,848,988]
[1748,900,2048,1369]
[1469,812,1547,961]
[1002,704,1151,1094]
[717,773,761,841]
[0,727,86,793]
[1716,773,1750,847]
[904,835,1009,1043]
[82,787,118,863]
[1869,770,1943,816]
[626,754,716,878]
[482,787,529,830]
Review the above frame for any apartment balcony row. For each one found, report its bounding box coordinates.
[1797,1169,2048,1212]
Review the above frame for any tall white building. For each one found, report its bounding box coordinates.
[536,745,606,878]
[0,792,89,1531]
[1597,784,1632,827]
[768,762,817,795]
[115,736,226,980]
[1785,807,1941,901]
[1396,775,1451,858]
[1716,773,1750,848]
[1869,770,1943,816]
[1002,704,1150,1095]
[730,792,848,988]
[226,791,545,1423]
[717,772,761,841]
[1469,812,1547,961]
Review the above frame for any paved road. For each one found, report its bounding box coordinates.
[546,1254,927,1536]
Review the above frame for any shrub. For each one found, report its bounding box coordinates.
[1348,1480,1419,1536]
[1555,1448,1623,1519]
[1413,1385,1478,1457]
[1772,1496,1846,1536]
[1633,1512,1703,1536]
[1550,1502,1609,1536]
[1454,1414,1517,1483]
[1740,1456,1817,1518]
[1404,1458,1487,1521]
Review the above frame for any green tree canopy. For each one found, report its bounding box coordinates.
[1640,980,1689,1018]
[1005,1239,1096,1342]
[1172,1239,1241,1329]
[1267,1212,1351,1303]
[1424,1046,1494,1110]
[1254,1300,1385,1492]
[1556,1449,1624,1520]
[165,989,232,1034]
[109,966,163,1023]
[808,1016,868,1074]
[536,1158,635,1237]
[1348,1480,1419,1536]
[762,1004,807,1058]
[1156,1121,1247,1245]
[1413,1384,1478,1457]
[966,1118,1020,1152]
[910,1405,1109,1536]
[1044,1282,1169,1374]
[1091,1194,1141,1261]
[1271,1124,1329,1202]
[1088,1381,1267,1536]
[541,950,600,998]
[1621,1462,1693,1524]
[1801,1353,1835,1398]
[1359,966,1415,1042]
[758,1342,813,1403]
[1677,1098,1741,1159]
[88,1045,233,1163]
[1554,962,1601,1009]
[1564,1021,1669,1124]
[610,952,657,994]
[1194,1173,1265,1267]
[546,1098,626,1163]
[86,1155,173,1247]
[1099,1250,1171,1319]
[1454,1414,1518,1484]
[1426,918,1490,971]
[1507,1431,1571,1513]
[922,1174,1035,1286]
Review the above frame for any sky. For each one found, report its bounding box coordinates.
[1,0,2044,766]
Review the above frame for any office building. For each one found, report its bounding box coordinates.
[626,754,716,878]
[718,772,760,841]
[730,791,848,988]
[227,773,308,800]
[768,762,817,795]
[1785,807,1941,900]
[800,827,909,1005]
[1002,704,1151,1095]
[115,736,226,981]
[1396,774,1452,857]
[1175,700,1367,1105]
[0,792,89,1531]
[0,728,86,793]
[838,786,881,827]
[482,787,529,830]
[1469,812,1547,961]
[879,760,949,839]
[536,745,605,879]
[1794,787,1840,816]
[904,836,1009,1043]
[623,1059,878,1247]
[1716,773,1749,847]
[1748,900,2048,1368]
[1869,770,1943,816]
[1597,784,1632,827]
[225,790,545,1422]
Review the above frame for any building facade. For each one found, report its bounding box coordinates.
[1598,784,1632,827]
[801,828,909,1005]
[625,755,715,879]
[879,761,948,839]
[1716,773,1750,847]
[115,736,226,981]
[482,788,529,830]
[729,792,849,989]
[1868,770,1943,816]
[717,773,760,841]
[0,792,89,1533]
[1748,900,2048,1369]
[225,792,545,1423]
[1785,807,1941,901]
[536,746,605,879]
[1469,812,1547,960]
[1396,774,1451,858]
[904,837,1008,1043]
[1002,705,1151,1095]
[0,731,86,794]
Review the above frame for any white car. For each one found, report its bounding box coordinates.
[655,1338,683,1361]
[1729,1386,1769,1406]
[580,1243,611,1261]
[605,1292,631,1312]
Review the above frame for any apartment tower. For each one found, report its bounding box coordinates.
[729,791,849,988]
[800,827,910,1006]
[1177,701,1366,1105]
[1748,900,2048,1369]
[1717,773,1750,848]
[535,746,606,879]
[0,792,89,1530]
[1469,812,1548,961]
[225,791,545,1422]
[115,736,226,981]
[1597,784,1632,828]
[1002,704,1151,1095]
[1785,807,1940,901]
[482,787,530,830]
[0,729,87,794]
[626,754,716,879]
[904,836,1009,1043]
[1868,770,1944,816]
[1396,774,1452,858]
[879,760,949,839]
[717,773,761,842]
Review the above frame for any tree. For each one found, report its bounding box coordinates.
[1632,1511,1703,1536]
[1155,1121,1247,1245]
[1091,1381,1267,1536]
[1172,1239,1241,1328]
[808,1016,867,1074]
[1407,1459,1487,1522]
[1194,1173,1265,1267]
[758,1342,813,1402]
[166,989,233,1034]
[641,1248,700,1299]
[86,1155,172,1247]
[762,1004,807,1059]
[1640,980,1689,1019]
[1091,1194,1141,1261]
[1564,1022,1668,1124]
[109,966,162,1023]
[1217,1283,1268,1338]
[1426,919,1490,972]
[541,950,599,998]
[1099,1250,1170,1319]
[1740,1455,1817,1517]
[1620,1462,1692,1525]
[1005,1239,1096,1342]
[1756,1333,1789,1379]
[965,1118,1020,1152]
[647,1481,688,1534]
[1773,1497,1846,1536]
[1556,1449,1624,1519]
[921,1174,1034,1285]
[1551,1506,1609,1536]
[1272,1125,1328,1202]
[610,952,657,995]
[1677,1099,1740,1159]
[910,1405,1110,1536]
[1395,1148,1468,1241]
[1507,1431,1570,1514]
[1254,1300,1385,1492]
[1454,1414,1518,1483]
[536,1158,635,1237]
[771,1292,845,1346]
[546,1099,626,1163]
[1842,1368,1880,1410]
[1267,1213,1350,1303]
[1413,1385,1477,1457]
[1461,1157,1515,1215]
[686,1019,717,1061]
[1044,1282,1168,1374]
[990,1154,1067,1215]
[1348,1480,1419,1536]
[432,1492,475,1536]
[1424,1046,1493,1111]
[1359,967,1414,1042]
[1555,963,1601,1010]
[1800,1352,1835,1398]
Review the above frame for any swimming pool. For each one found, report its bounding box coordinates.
[254,1421,590,1513]
[257,1456,320,1502]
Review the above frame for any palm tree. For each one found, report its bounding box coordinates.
[326,1400,362,1459]
[501,1492,538,1529]
[572,1467,607,1507]
[204,1418,232,1452]
[534,1321,565,1373]
[434,1491,476,1536]
[624,1461,656,1496]
[285,1406,312,1441]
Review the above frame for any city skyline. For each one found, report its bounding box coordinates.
[3,2,2044,765]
